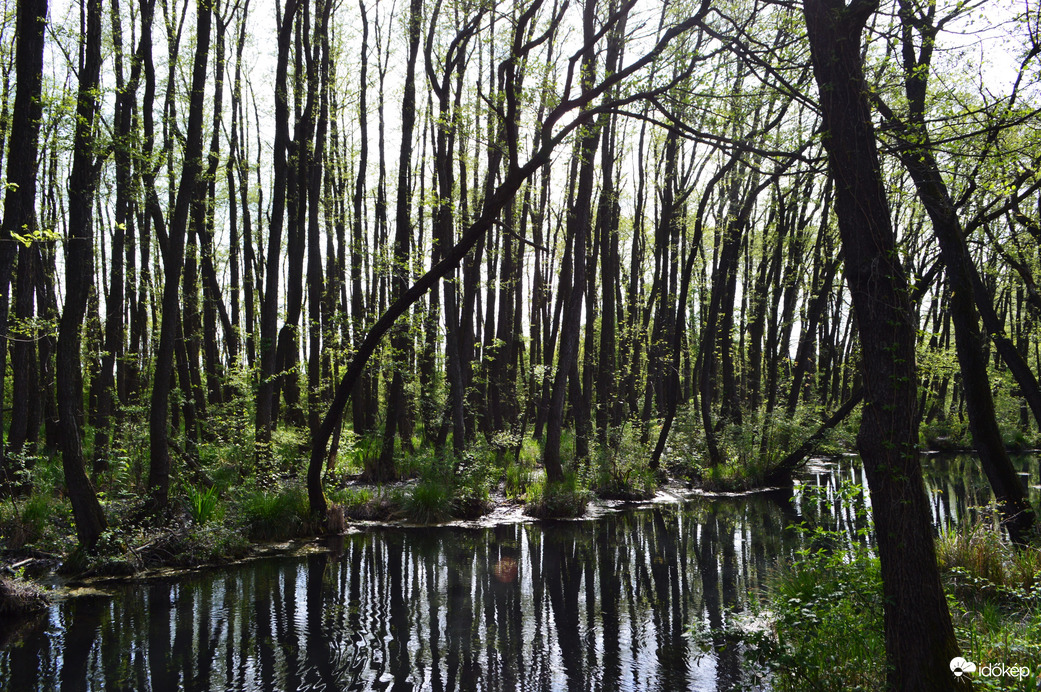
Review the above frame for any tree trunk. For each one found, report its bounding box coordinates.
[149,0,212,507]
[255,0,300,443]
[544,0,599,482]
[0,0,48,471]
[873,4,1035,541]
[375,0,422,481]
[56,0,107,548]
[804,0,964,688]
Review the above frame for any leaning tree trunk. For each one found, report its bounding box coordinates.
[803,0,964,689]
[872,5,1035,542]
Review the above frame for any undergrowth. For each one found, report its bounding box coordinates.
[726,487,1041,691]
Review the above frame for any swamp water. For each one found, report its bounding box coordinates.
[1,454,1037,691]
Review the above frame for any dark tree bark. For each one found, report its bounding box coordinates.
[651,155,739,470]
[148,0,212,507]
[197,3,235,405]
[424,4,485,453]
[350,0,376,437]
[803,1,964,689]
[0,0,48,474]
[94,0,150,468]
[56,0,107,548]
[9,229,42,454]
[255,0,300,443]
[543,0,600,483]
[374,0,422,482]
[307,0,331,439]
[230,1,255,370]
[272,0,319,430]
[130,0,157,402]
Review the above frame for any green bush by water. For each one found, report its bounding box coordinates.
[763,545,886,690]
[736,489,1041,691]
[399,451,490,522]
[402,478,454,523]
[938,522,1041,691]
[590,422,656,500]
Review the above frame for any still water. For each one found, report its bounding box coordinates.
[1,454,1037,691]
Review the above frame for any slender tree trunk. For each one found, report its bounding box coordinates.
[375,0,422,481]
[872,3,1035,541]
[149,0,212,507]
[350,0,375,437]
[94,0,147,468]
[255,0,300,444]
[57,0,107,547]
[544,0,600,482]
[307,0,331,437]
[0,0,46,490]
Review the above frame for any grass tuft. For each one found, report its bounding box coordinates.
[523,472,590,519]
[402,478,454,524]
[237,483,312,541]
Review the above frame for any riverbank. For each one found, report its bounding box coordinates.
[0,472,710,607]
[0,441,1030,593]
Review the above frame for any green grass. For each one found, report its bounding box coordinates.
[937,522,1041,691]
[402,478,454,523]
[183,483,221,526]
[236,483,312,541]
[505,462,529,499]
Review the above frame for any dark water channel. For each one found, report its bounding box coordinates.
[2,454,1038,691]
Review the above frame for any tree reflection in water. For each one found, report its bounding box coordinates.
[1,455,1035,691]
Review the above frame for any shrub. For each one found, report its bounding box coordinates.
[938,521,1041,692]
[592,422,656,501]
[736,481,886,690]
[764,546,886,691]
[1,492,56,550]
[19,493,51,540]
[737,491,1041,691]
